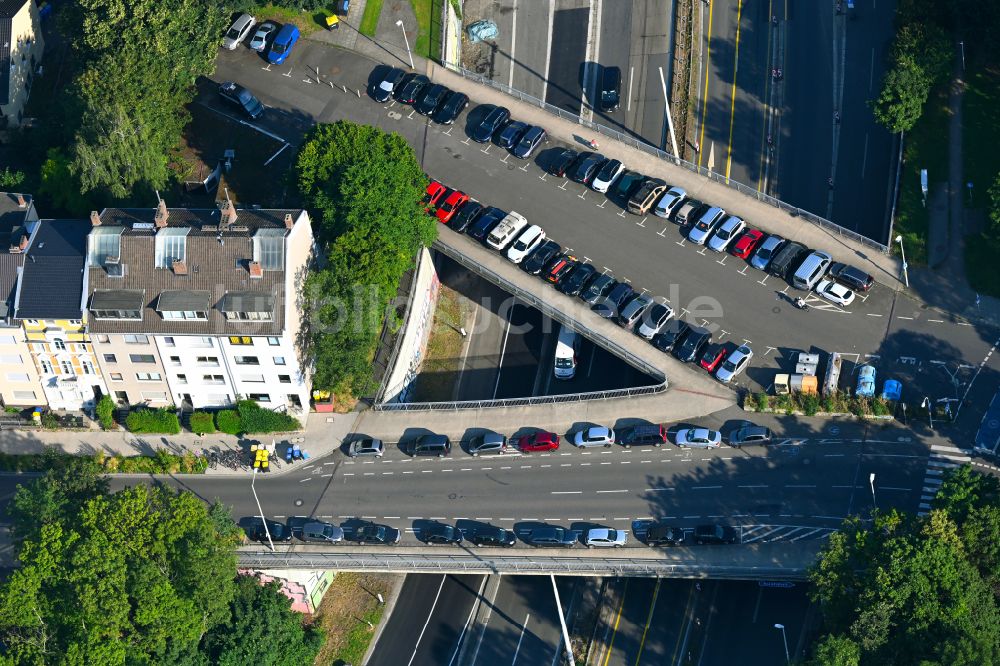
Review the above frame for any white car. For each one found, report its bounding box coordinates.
[223,14,257,50]
[675,428,722,449]
[715,344,753,383]
[815,279,855,306]
[573,426,615,448]
[707,216,745,252]
[506,224,546,263]
[584,528,628,548]
[591,159,625,193]
[654,186,688,219]
[249,21,277,52]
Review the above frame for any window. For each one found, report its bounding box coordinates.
[278,374,291,384]
[287,394,302,409]
[110,373,123,381]
[190,337,213,348]
[163,337,175,346]
[39,360,53,374]
[241,374,265,383]
[103,354,117,363]
[136,372,162,381]
[53,339,66,351]
[13,390,36,400]
[176,374,188,384]
[68,320,82,326]
[267,337,280,346]
[6,373,28,382]
[114,391,128,403]
[59,360,74,375]
[273,356,286,366]
[124,334,149,344]
[92,309,141,320]
[141,391,168,402]
[195,356,219,366]
[234,356,259,365]
[88,226,123,266]
[0,354,21,364]
[202,374,225,385]
[248,393,271,403]
[161,310,207,320]
[253,229,285,270]
[206,394,231,406]
[168,356,180,365]
[154,227,189,268]
[81,360,95,375]
[97,335,110,343]
[229,336,253,346]
[129,354,156,364]
[223,311,273,322]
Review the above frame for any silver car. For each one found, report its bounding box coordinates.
[675,428,722,449]
[348,438,385,458]
[687,207,726,245]
[707,216,745,253]
[573,426,616,448]
[584,528,628,548]
[654,186,688,219]
[727,425,772,448]
[223,14,257,50]
[249,21,277,52]
[750,235,784,270]
[715,344,753,383]
[469,432,509,456]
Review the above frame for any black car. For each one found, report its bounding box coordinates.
[415,83,450,115]
[467,206,506,242]
[545,255,579,285]
[422,522,464,545]
[395,73,429,104]
[218,81,264,119]
[581,273,616,304]
[497,121,529,149]
[522,240,562,275]
[570,152,606,184]
[348,521,402,544]
[651,320,689,353]
[371,67,405,103]
[548,149,578,177]
[526,526,577,548]
[614,170,646,200]
[244,518,292,543]
[694,524,739,545]
[471,105,511,143]
[558,263,597,296]
[433,90,469,124]
[598,66,622,112]
[513,125,547,159]
[646,523,685,546]
[466,525,517,547]
[449,200,484,233]
[593,282,635,319]
[828,262,875,292]
[674,326,711,362]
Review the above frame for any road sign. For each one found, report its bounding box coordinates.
[758,580,796,588]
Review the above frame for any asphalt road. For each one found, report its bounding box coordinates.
[546,6,591,115]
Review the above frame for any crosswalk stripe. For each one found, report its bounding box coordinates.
[919,503,931,510]
[930,454,972,463]
[931,445,971,455]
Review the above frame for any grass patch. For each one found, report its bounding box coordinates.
[893,83,951,266]
[410,0,444,61]
[962,63,1000,297]
[311,573,395,666]
[359,0,384,37]
[410,284,471,401]
[254,4,326,35]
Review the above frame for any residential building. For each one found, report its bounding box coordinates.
[0,0,44,128]
[0,191,44,406]
[86,200,313,413]
[13,218,106,411]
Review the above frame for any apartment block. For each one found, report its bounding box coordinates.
[0,0,45,128]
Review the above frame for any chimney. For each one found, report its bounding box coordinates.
[219,199,238,228]
[248,261,263,278]
[154,199,169,228]
[284,213,294,230]
[171,260,188,275]
[90,210,102,227]
[16,194,26,208]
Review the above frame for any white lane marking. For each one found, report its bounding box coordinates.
[407,576,447,666]
[551,491,582,494]
[595,489,629,494]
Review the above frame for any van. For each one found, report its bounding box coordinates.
[792,251,832,290]
[486,211,528,250]
[619,424,667,447]
[268,24,300,64]
[411,434,451,457]
[767,241,808,279]
[554,325,581,379]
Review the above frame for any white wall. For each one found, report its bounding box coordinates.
[154,335,236,409]
[219,335,308,411]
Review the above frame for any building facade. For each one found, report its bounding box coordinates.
[0,0,44,128]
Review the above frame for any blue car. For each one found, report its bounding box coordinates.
[881,379,902,402]
[268,24,300,64]
[856,365,876,398]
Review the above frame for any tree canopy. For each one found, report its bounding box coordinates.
[807,465,1000,665]
[294,121,438,395]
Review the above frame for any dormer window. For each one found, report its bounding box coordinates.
[154,227,189,268]
[219,291,275,323]
[253,228,285,271]
[87,226,124,267]
[89,290,144,321]
[155,290,210,321]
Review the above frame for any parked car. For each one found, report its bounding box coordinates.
[585,528,627,548]
[545,254,578,285]
[465,525,517,547]
[688,207,726,245]
[523,239,562,275]
[513,125,547,159]
[558,263,597,296]
[767,241,808,279]
[526,526,577,547]
[372,67,406,103]
[468,432,510,456]
[675,428,722,449]
[618,293,653,329]
[815,279,855,306]
[694,524,738,545]
[598,65,622,111]
[467,207,507,242]
[347,521,401,544]
[591,159,625,193]
[422,522,464,545]
[348,438,385,458]
[497,121,530,149]
[507,225,546,264]
[267,23,300,64]
[249,21,277,52]
[881,379,902,401]
[707,216,745,253]
[570,152,606,185]
[828,262,875,292]
[517,431,560,452]
[471,105,511,142]
[674,198,705,226]
[300,521,345,543]
[548,149,579,177]
[415,83,450,115]
[619,424,667,447]
[637,303,674,339]
[433,91,469,124]
[715,344,753,383]
[674,326,712,362]
[614,170,646,200]
[646,523,685,546]
[436,189,469,224]
[593,282,635,319]
[856,365,876,397]
[409,433,452,457]
[581,273,616,304]
[699,344,728,373]
[652,321,689,353]
[727,425,772,448]
[395,73,430,104]
[223,13,256,50]
[627,178,667,215]
[423,180,448,212]
[573,426,616,448]
[730,229,764,259]
[449,200,484,233]
[244,517,292,543]
[750,235,785,270]
[654,186,688,220]
[486,211,529,251]
[218,81,264,119]
[792,251,832,290]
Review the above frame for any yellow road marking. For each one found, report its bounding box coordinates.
[668,582,698,664]
[724,0,746,182]
[633,579,662,666]
[601,579,630,666]
[696,0,716,169]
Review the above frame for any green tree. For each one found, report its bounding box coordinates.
[933,463,1000,523]
[38,148,93,216]
[807,634,860,666]
[987,172,1000,238]
[10,453,109,543]
[0,167,24,189]
[872,56,931,133]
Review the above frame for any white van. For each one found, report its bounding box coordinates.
[486,211,528,251]
[507,224,546,263]
[554,325,580,380]
[792,251,832,290]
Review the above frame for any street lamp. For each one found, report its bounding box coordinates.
[869,473,877,509]
[922,396,934,429]
[774,623,790,664]
[895,235,909,288]
[251,468,275,552]
[395,19,414,69]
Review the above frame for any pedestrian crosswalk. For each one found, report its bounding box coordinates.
[917,445,973,516]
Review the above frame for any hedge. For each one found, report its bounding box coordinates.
[216,410,242,435]
[0,449,207,474]
[96,395,116,430]
[189,411,216,434]
[236,400,301,434]
[748,391,894,417]
[125,408,181,434]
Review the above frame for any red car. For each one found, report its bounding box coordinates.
[436,189,469,224]
[423,180,448,212]
[545,255,578,285]
[516,431,560,452]
[730,229,764,259]
[699,344,728,373]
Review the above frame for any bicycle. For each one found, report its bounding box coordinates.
[207,450,219,470]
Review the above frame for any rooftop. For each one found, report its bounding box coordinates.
[14,219,90,320]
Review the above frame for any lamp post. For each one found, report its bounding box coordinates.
[251,468,275,552]
[922,396,934,429]
[774,623,790,664]
[869,473,877,509]
[895,235,909,288]
[395,20,414,69]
